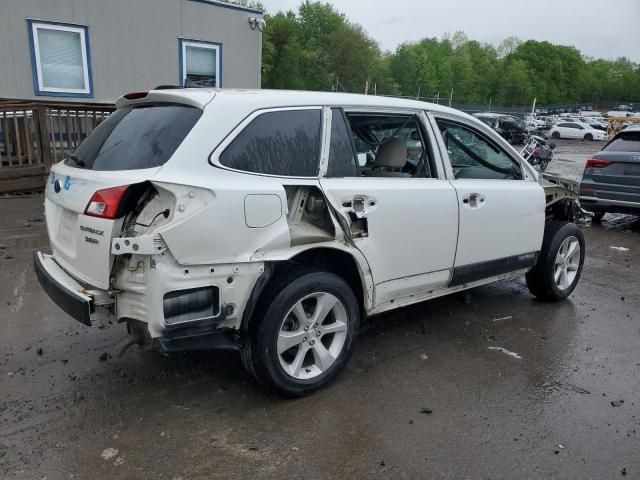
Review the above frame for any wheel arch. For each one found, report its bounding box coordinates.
[241,244,373,339]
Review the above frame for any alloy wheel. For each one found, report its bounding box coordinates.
[554,236,581,290]
[277,292,348,380]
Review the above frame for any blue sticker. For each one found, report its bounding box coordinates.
[63,176,72,190]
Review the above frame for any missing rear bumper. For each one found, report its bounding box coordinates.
[34,252,113,326]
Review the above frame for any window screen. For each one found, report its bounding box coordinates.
[185,44,218,87]
[36,27,87,90]
[219,110,322,176]
[327,109,358,177]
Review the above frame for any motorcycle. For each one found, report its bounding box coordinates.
[520,134,555,172]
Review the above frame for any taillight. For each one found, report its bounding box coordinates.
[123,91,148,100]
[84,185,129,219]
[585,158,612,168]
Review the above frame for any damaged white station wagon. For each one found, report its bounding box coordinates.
[35,89,591,396]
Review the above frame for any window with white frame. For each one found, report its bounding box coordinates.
[180,40,221,88]
[28,21,92,96]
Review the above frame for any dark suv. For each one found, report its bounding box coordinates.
[473,113,527,145]
[579,126,640,222]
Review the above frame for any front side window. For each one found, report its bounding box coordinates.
[219,110,322,176]
[28,21,92,96]
[436,119,522,180]
[180,39,221,87]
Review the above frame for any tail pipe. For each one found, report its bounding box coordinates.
[112,319,152,358]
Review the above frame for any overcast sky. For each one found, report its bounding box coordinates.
[260,0,640,61]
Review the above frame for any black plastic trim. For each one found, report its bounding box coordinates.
[449,251,539,287]
[159,330,239,353]
[33,253,93,326]
[240,263,274,336]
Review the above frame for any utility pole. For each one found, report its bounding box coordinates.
[417,85,421,100]
[489,97,492,112]
[365,80,369,95]
[531,97,537,117]
[449,88,454,107]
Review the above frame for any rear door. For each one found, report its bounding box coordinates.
[431,114,545,285]
[45,103,202,289]
[320,108,459,306]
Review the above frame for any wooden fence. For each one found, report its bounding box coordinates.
[0,102,114,192]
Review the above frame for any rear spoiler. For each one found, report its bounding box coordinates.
[115,89,216,110]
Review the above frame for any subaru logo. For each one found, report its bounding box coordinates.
[54,179,61,193]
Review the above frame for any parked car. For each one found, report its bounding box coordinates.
[549,122,608,141]
[34,89,590,396]
[472,113,528,144]
[580,116,607,131]
[580,125,640,222]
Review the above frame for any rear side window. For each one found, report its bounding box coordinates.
[220,110,321,176]
[604,131,640,152]
[66,104,202,171]
[327,109,358,177]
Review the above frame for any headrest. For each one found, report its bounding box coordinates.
[373,138,407,169]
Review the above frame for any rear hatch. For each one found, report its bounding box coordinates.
[44,99,204,290]
[581,130,640,202]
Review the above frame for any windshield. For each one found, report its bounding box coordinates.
[65,104,202,171]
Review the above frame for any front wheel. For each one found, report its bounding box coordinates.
[526,221,585,301]
[241,267,360,397]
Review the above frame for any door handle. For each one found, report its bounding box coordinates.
[342,195,376,218]
[462,193,485,208]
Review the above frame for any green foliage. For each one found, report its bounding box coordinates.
[259,2,640,106]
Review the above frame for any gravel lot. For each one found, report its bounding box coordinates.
[1,140,639,479]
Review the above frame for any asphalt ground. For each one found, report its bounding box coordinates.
[1,139,639,479]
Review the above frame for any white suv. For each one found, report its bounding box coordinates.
[35,89,590,396]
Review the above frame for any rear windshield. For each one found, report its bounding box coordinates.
[604,131,640,152]
[65,104,202,171]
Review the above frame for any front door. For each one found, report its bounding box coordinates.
[432,116,545,286]
[320,109,459,306]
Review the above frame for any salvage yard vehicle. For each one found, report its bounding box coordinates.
[579,125,640,222]
[549,121,608,141]
[34,89,591,396]
[472,112,528,145]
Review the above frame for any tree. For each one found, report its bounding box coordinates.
[258,2,639,107]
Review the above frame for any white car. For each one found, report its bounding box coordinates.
[549,121,608,141]
[34,89,590,396]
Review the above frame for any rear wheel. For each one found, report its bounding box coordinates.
[526,221,585,301]
[584,133,593,141]
[241,267,360,397]
[551,131,561,139]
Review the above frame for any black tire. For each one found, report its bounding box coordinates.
[584,133,593,141]
[241,265,360,397]
[526,221,585,301]
[591,210,606,223]
[551,131,561,139]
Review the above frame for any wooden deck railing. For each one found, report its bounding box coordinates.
[0,102,114,192]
